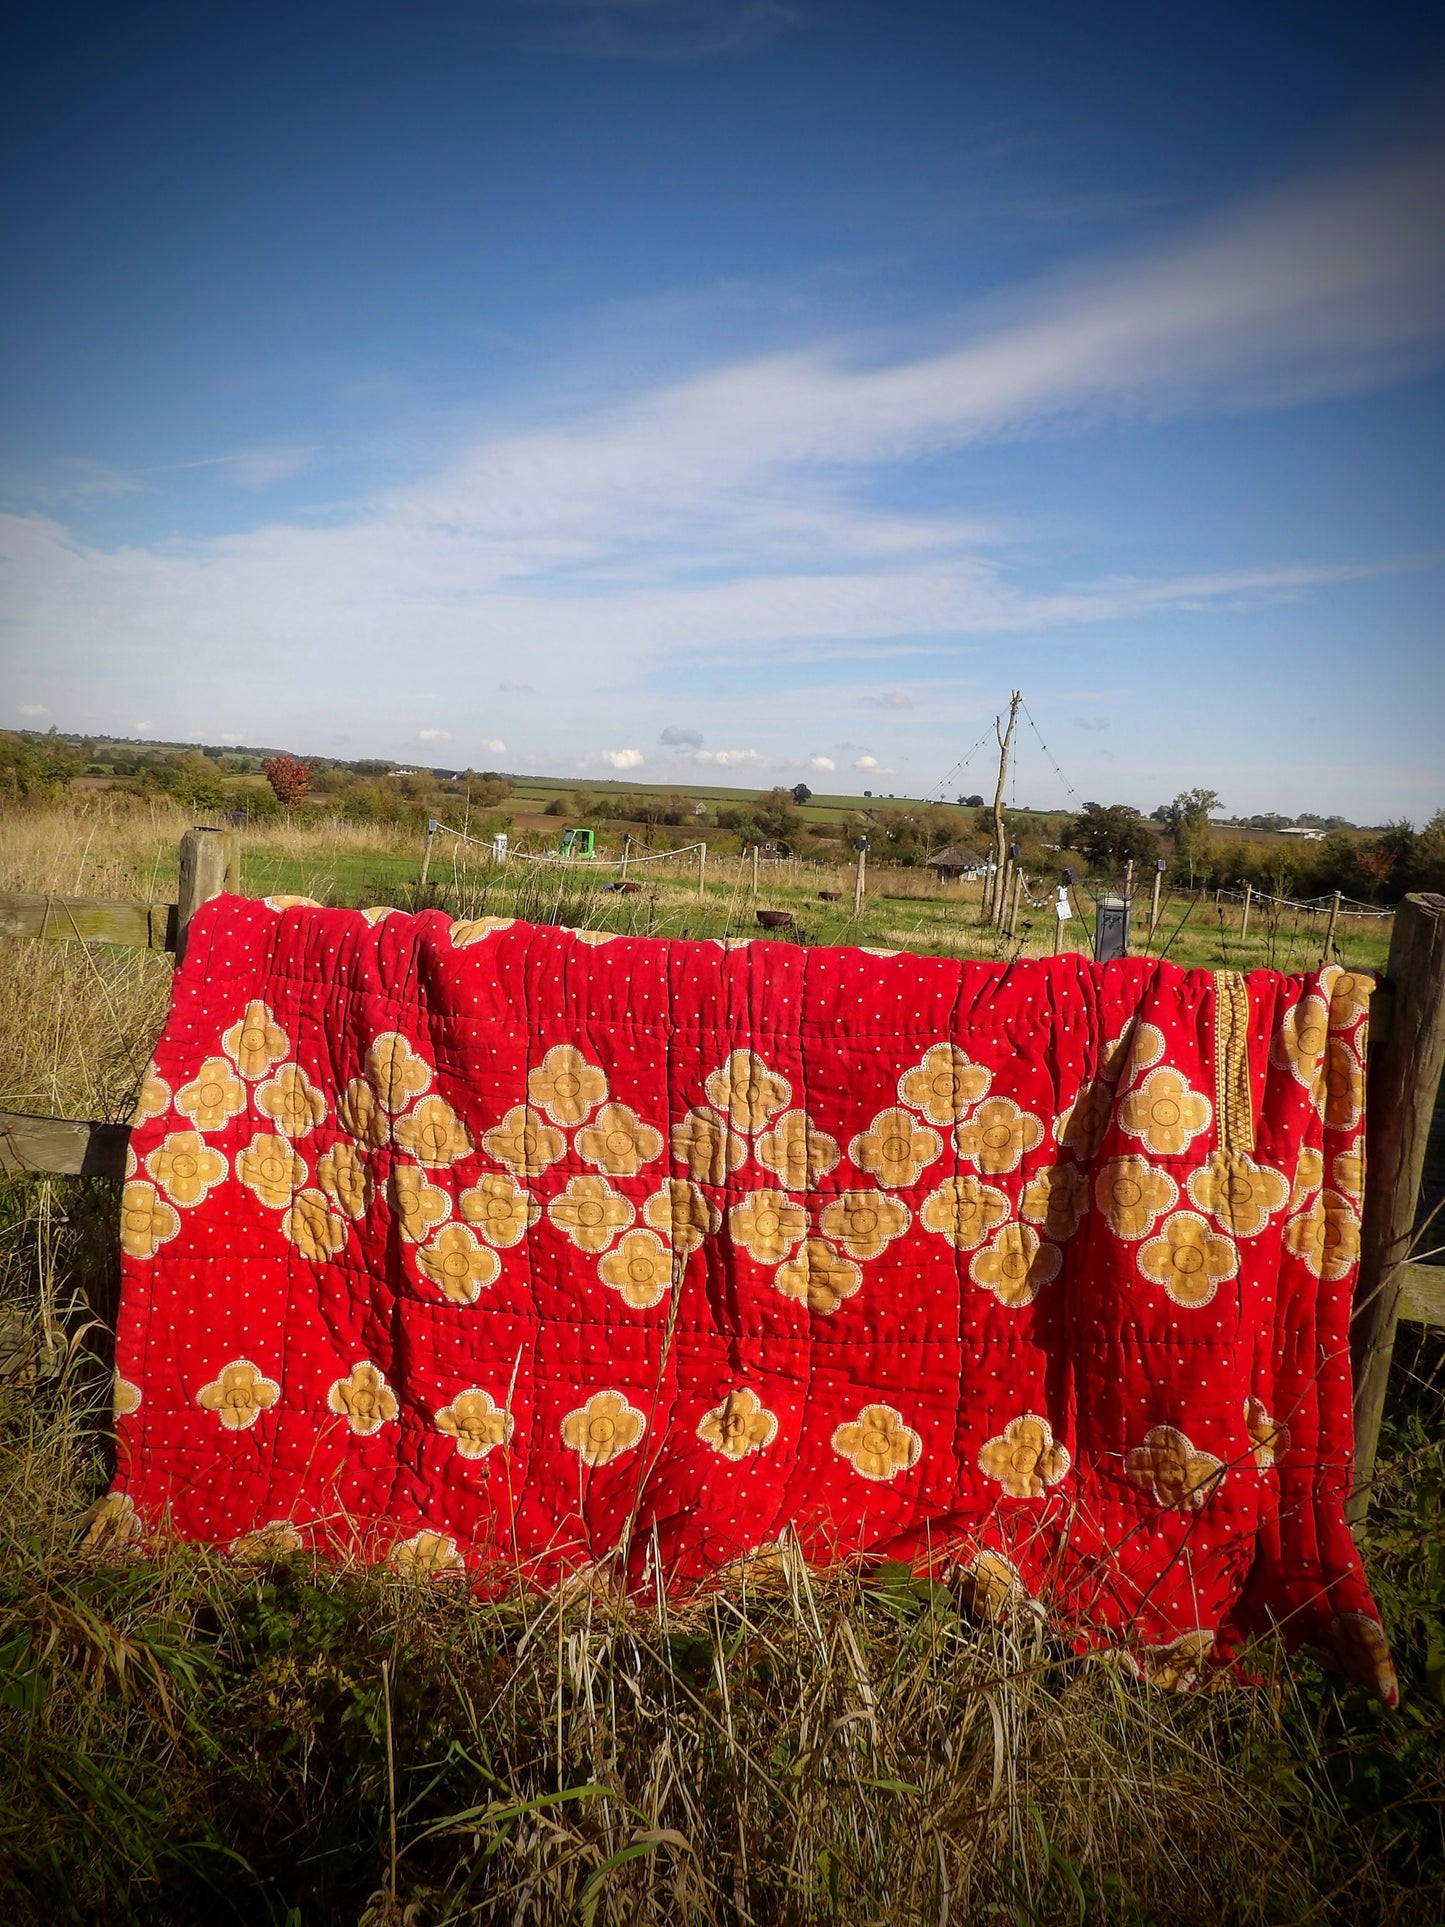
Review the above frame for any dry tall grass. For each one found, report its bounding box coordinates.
[0,796,1440,1922]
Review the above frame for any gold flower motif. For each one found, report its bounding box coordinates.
[1272,994,1329,1089]
[229,1520,303,1562]
[670,1106,746,1183]
[816,1189,911,1262]
[1124,1424,1225,1511]
[562,1389,646,1466]
[575,1103,664,1177]
[1321,1038,1364,1133]
[448,916,515,948]
[978,1413,1071,1498]
[282,1188,350,1262]
[119,1180,181,1259]
[256,1062,327,1139]
[315,1140,374,1219]
[418,1224,501,1304]
[849,1106,944,1189]
[728,1188,809,1265]
[387,1164,450,1243]
[527,1043,609,1126]
[698,1388,778,1461]
[326,1361,399,1436]
[1185,1152,1289,1238]
[1245,1395,1290,1470]
[393,1094,474,1167]
[237,1132,307,1209]
[365,1032,433,1113]
[197,1358,280,1431]
[918,1174,1010,1251]
[1136,1630,1215,1694]
[1137,1211,1238,1307]
[79,1491,145,1554]
[832,1403,922,1482]
[772,1237,863,1315]
[704,1049,792,1132]
[391,1530,465,1578]
[221,1000,290,1079]
[338,1076,391,1150]
[435,1387,514,1459]
[144,1129,228,1207]
[482,1104,566,1177]
[1116,1067,1212,1158]
[1116,1021,1166,1084]
[1094,1156,1178,1240]
[264,895,321,909]
[1321,966,1374,1026]
[460,1171,542,1247]
[755,1110,841,1189]
[641,1179,722,1256]
[567,929,616,946]
[114,1375,142,1418]
[969,1223,1062,1307]
[598,1229,673,1308]
[1054,1080,1114,1159]
[547,1174,635,1252]
[954,1097,1045,1174]
[1327,1612,1398,1707]
[360,906,396,925]
[1289,1144,1325,1212]
[175,1056,247,1133]
[128,1061,171,1125]
[897,1042,992,1124]
[951,1549,1025,1621]
[1018,1164,1090,1242]
[1331,1146,1365,1204]
[1284,1189,1361,1281]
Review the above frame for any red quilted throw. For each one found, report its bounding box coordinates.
[110,899,1394,1700]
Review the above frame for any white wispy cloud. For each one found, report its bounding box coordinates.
[418,727,452,741]
[601,747,644,768]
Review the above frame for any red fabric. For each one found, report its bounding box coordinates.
[111,899,1391,1695]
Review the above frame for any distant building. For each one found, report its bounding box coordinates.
[930,843,988,881]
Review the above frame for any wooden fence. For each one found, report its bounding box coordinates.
[0,828,1441,1509]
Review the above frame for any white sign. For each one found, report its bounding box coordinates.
[1055,889,1072,921]
[492,833,508,862]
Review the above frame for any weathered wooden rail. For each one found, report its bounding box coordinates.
[1,830,1441,1503]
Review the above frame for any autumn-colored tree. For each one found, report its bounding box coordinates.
[264,753,315,810]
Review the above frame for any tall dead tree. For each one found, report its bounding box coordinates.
[984,691,1022,927]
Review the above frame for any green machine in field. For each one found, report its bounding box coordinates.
[558,828,596,859]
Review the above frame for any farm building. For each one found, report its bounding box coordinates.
[929,841,988,881]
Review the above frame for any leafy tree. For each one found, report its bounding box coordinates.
[753,788,803,842]
[791,783,813,805]
[1064,803,1159,871]
[1152,788,1222,886]
[264,754,315,810]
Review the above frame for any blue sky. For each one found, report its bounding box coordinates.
[2,0,1442,820]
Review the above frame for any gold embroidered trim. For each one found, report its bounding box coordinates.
[1213,971,1254,1156]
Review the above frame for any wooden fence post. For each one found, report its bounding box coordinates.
[697,842,706,902]
[1007,867,1022,941]
[1350,892,1445,1515]
[751,843,759,895]
[1323,889,1342,965]
[419,819,436,892]
[853,843,867,918]
[176,828,236,964]
[1147,864,1163,951]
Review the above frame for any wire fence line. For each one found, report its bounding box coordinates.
[1209,887,1393,920]
[426,820,706,870]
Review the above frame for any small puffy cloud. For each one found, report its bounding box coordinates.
[1073,715,1110,732]
[862,691,914,710]
[602,748,644,769]
[807,755,836,772]
[696,748,763,767]
[134,721,155,733]
[479,737,508,754]
[499,679,535,694]
[418,727,452,742]
[853,754,880,770]
[659,725,704,747]
[18,702,48,717]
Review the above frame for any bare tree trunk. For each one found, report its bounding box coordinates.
[989,692,1022,928]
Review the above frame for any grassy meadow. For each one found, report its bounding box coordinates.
[0,795,1440,1923]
